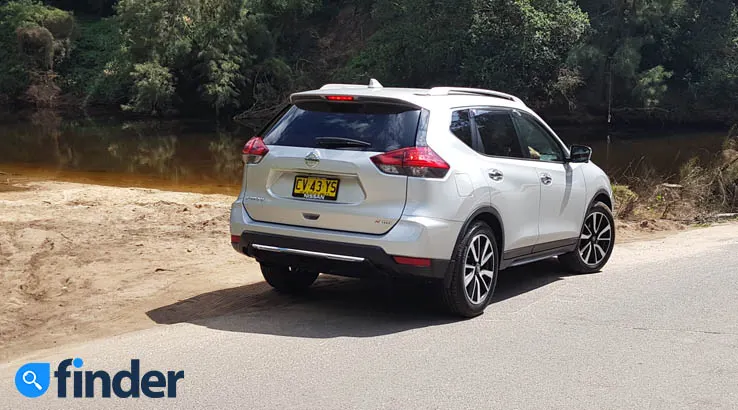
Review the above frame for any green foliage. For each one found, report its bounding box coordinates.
[685,3,738,112]
[1,0,738,123]
[255,0,322,16]
[341,0,472,86]
[57,18,129,106]
[633,65,673,107]
[16,26,55,70]
[122,61,175,115]
[463,0,589,101]
[114,0,293,116]
[47,0,118,16]
[612,184,638,218]
[572,0,738,120]
[0,0,74,101]
[343,0,587,104]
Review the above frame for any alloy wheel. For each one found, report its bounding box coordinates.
[463,234,495,305]
[578,211,613,266]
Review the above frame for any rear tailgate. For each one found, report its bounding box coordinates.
[242,97,422,235]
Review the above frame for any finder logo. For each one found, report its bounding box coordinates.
[15,363,51,398]
[15,358,184,399]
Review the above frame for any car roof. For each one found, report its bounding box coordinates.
[290,80,528,111]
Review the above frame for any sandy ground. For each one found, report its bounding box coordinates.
[0,179,258,361]
[0,178,708,362]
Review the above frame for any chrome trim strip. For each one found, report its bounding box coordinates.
[251,244,366,263]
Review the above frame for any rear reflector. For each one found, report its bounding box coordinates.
[242,137,269,164]
[393,256,432,267]
[371,147,449,178]
[325,95,355,101]
[231,235,241,244]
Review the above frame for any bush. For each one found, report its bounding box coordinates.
[714,135,738,212]
[612,184,638,219]
[122,62,175,116]
[57,18,130,106]
[16,26,54,70]
[0,0,74,104]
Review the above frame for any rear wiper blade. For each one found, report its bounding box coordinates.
[315,137,372,149]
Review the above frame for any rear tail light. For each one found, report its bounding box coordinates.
[230,235,241,244]
[242,137,269,164]
[370,147,449,178]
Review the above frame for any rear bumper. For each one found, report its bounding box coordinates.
[235,231,449,279]
[230,201,461,279]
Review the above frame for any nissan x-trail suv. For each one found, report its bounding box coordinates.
[231,80,614,317]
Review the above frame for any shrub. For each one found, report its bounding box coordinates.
[0,0,74,104]
[612,184,638,219]
[57,18,130,106]
[16,25,54,70]
[122,62,175,116]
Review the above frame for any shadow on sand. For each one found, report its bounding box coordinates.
[147,258,588,338]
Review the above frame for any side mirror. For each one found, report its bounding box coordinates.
[568,145,592,163]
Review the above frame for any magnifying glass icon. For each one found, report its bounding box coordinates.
[22,370,42,391]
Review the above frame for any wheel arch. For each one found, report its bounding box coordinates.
[590,189,613,211]
[445,206,505,288]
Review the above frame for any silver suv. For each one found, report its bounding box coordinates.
[230,80,614,317]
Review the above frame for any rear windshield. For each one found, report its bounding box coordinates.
[262,101,421,152]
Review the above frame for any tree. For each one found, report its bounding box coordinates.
[47,0,118,17]
[679,0,738,117]
[341,0,473,87]
[0,0,75,106]
[463,0,589,104]
[2,0,737,124]
[343,0,587,106]
[115,0,291,116]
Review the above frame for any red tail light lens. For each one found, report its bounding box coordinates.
[370,147,449,178]
[242,137,269,164]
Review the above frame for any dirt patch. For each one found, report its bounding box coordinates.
[0,174,31,193]
[0,179,714,362]
[614,218,689,243]
[0,180,260,362]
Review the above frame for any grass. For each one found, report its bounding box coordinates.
[612,133,738,222]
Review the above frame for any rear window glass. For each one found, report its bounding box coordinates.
[262,102,421,152]
[450,110,473,148]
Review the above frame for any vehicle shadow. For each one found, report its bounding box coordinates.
[146,258,583,338]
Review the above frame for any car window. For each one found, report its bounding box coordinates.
[472,109,524,158]
[263,102,421,152]
[512,111,564,162]
[450,110,473,149]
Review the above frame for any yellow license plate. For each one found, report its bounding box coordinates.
[292,176,340,201]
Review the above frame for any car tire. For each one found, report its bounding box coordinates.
[260,264,319,294]
[442,221,499,318]
[559,201,615,274]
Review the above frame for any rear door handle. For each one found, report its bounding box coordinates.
[488,169,504,182]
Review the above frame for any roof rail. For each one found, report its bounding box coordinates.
[321,78,384,90]
[427,87,522,103]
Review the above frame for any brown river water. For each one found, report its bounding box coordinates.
[0,114,730,195]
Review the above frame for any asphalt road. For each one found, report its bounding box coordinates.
[2,224,737,409]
